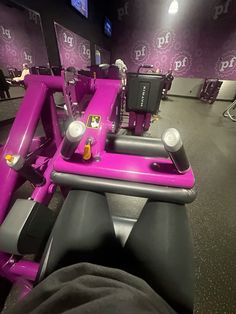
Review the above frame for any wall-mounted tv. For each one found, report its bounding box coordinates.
[71,0,88,18]
[104,17,112,37]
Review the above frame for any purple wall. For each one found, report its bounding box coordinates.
[0,2,48,75]
[54,22,91,70]
[112,0,236,79]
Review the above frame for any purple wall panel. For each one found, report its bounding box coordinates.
[112,0,236,79]
[54,22,91,70]
[0,3,48,75]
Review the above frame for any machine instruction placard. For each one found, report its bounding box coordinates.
[86,115,101,129]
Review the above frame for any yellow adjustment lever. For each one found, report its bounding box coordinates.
[5,154,14,163]
[83,143,92,161]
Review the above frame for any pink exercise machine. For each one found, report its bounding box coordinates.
[0,68,196,313]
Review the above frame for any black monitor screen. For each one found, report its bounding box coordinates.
[104,17,112,37]
[71,0,88,18]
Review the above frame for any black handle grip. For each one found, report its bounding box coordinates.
[61,121,86,160]
[162,128,190,173]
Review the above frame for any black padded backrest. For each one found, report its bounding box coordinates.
[126,73,164,113]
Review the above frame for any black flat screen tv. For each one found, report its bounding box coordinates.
[104,17,112,37]
[71,0,88,18]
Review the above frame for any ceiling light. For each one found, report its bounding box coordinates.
[168,0,179,14]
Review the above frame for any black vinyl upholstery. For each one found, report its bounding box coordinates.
[37,190,120,281]
[38,192,193,313]
[126,73,164,113]
[124,201,194,314]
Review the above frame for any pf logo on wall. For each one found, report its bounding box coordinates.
[117,1,128,21]
[212,0,232,20]
[79,41,91,61]
[131,41,150,65]
[172,52,192,75]
[215,51,236,77]
[153,30,175,53]
[0,25,14,43]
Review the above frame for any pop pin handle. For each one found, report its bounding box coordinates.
[5,154,45,186]
[162,128,190,173]
[61,121,86,160]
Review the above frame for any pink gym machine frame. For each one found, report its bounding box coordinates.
[0,71,196,296]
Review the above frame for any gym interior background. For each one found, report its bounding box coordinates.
[0,0,236,313]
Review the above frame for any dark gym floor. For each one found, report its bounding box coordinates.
[0,96,236,313]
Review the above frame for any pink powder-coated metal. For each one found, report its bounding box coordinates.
[24,74,63,91]
[128,112,152,135]
[0,253,18,282]
[0,75,64,287]
[9,260,39,281]
[54,153,195,188]
[0,71,196,290]
[49,94,62,147]
[76,79,121,157]
[0,82,49,224]
[0,253,39,282]
[0,75,64,224]
[63,71,91,117]
[50,76,194,188]
[32,79,121,203]
[16,279,33,300]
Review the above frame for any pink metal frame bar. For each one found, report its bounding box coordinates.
[0,72,195,294]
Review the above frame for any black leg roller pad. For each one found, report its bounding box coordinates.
[124,201,194,314]
[37,190,122,282]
